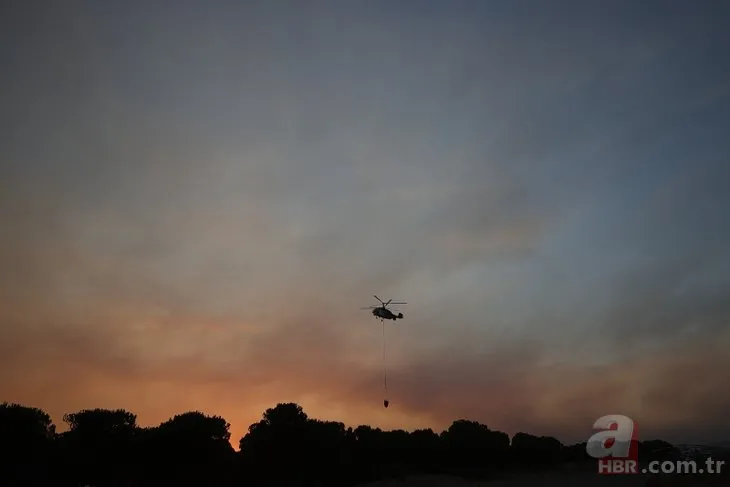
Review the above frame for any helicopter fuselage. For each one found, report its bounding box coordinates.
[373,307,403,321]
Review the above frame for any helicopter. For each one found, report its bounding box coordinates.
[361,295,407,409]
[361,295,406,321]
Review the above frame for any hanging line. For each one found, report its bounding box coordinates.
[382,320,387,394]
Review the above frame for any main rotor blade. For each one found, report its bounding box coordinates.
[360,306,377,310]
[389,301,407,305]
[373,295,383,303]
[385,299,392,306]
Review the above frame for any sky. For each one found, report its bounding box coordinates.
[1,1,729,448]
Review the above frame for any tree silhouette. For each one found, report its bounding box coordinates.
[142,411,234,486]
[510,432,562,469]
[59,408,138,487]
[0,399,721,486]
[305,419,351,485]
[239,402,318,486]
[407,428,442,474]
[560,441,592,465]
[440,419,510,479]
[0,403,56,486]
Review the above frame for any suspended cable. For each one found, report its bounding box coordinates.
[383,320,389,408]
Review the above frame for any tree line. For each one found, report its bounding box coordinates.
[1,401,683,487]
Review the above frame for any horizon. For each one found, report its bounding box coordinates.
[2,1,729,449]
[7,399,728,452]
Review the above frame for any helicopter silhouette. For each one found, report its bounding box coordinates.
[361,295,407,409]
[361,295,406,321]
